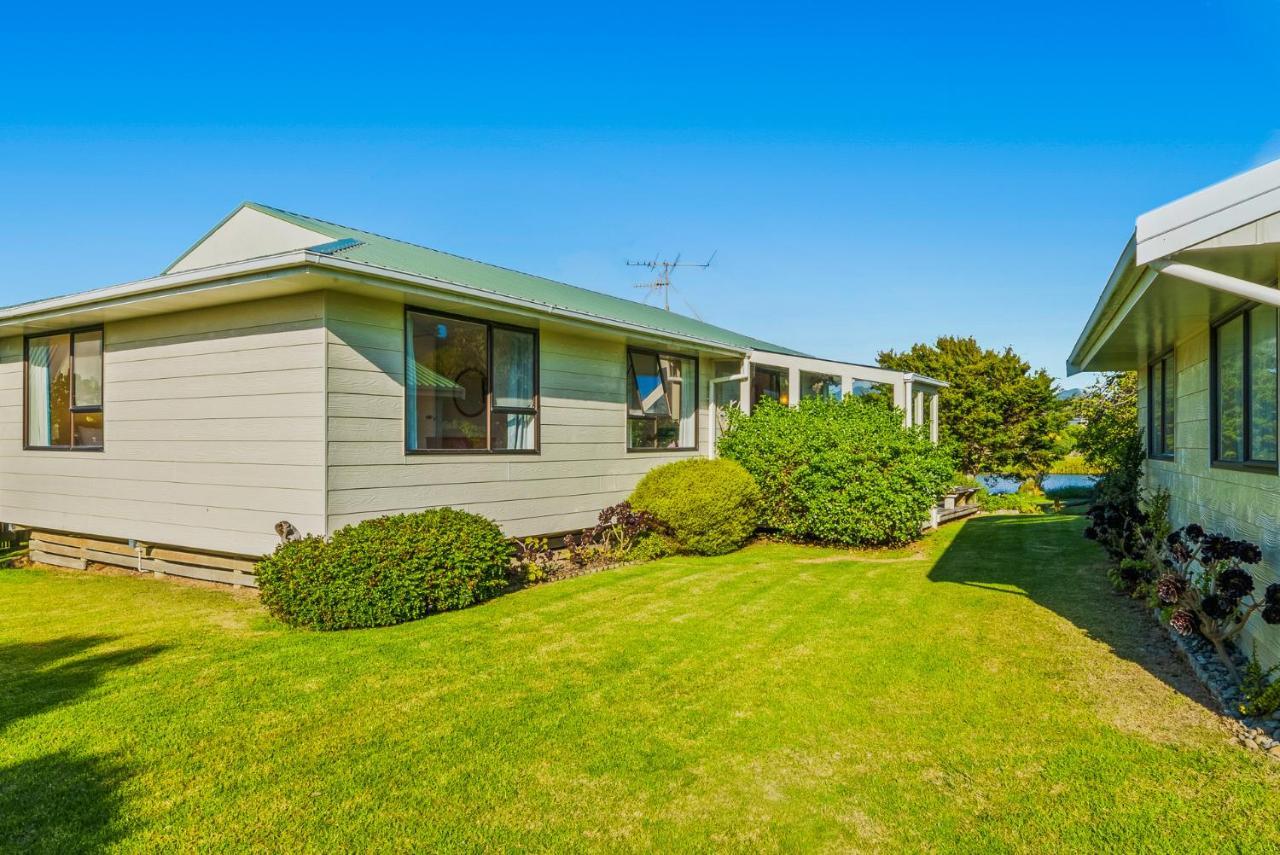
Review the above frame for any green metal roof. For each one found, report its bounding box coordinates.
[240,202,808,357]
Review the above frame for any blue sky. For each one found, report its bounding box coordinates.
[2,1,1277,385]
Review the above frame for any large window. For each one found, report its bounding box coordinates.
[405,310,538,453]
[1212,305,1277,468]
[25,328,104,450]
[750,365,789,408]
[1148,352,1176,459]
[627,348,697,450]
[850,379,894,408]
[800,371,841,400]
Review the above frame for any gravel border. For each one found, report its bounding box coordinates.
[1162,617,1280,757]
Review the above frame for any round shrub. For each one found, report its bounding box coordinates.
[717,395,955,546]
[257,508,512,630]
[629,458,761,555]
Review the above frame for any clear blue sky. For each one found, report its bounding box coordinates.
[3,1,1277,386]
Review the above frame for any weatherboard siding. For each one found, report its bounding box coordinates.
[324,291,711,537]
[0,293,327,556]
[1139,328,1280,668]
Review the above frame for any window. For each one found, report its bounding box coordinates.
[750,365,789,408]
[800,371,841,400]
[1147,352,1176,459]
[405,310,538,453]
[25,328,104,450]
[627,348,697,450]
[1212,305,1277,469]
[850,379,894,408]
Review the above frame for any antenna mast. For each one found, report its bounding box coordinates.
[626,251,717,312]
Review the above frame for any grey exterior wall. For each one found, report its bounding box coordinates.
[1138,327,1280,667]
[323,291,712,538]
[0,293,328,556]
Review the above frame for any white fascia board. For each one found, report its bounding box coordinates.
[745,349,904,382]
[306,255,751,357]
[1067,234,1139,375]
[0,251,313,332]
[903,373,949,389]
[0,252,753,357]
[1136,158,1280,265]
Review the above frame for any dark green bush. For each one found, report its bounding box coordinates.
[718,396,954,546]
[629,458,762,555]
[257,508,512,630]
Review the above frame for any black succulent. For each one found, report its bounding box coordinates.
[1200,594,1233,621]
[1217,566,1255,601]
[1264,604,1280,625]
[1266,583,1280,607]
[1155,573,1189,605]
[1236,541,1263,565]
[1169,609,1198,636]
[1184,523,1205,542]
[1166,530,1183,547]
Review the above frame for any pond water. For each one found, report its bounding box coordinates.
[977,474,1099,495]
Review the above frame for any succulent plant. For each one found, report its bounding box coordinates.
[1155,573,1188,605]
[1170,609,1198,636]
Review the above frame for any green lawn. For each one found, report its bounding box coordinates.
[4,515,1279,852]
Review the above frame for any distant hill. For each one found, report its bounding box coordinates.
[1056,388,1086,402]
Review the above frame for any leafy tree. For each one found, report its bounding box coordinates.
[876,336,1066,475]
[1073,372,1139,472]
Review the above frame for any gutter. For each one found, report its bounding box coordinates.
[1149,260,1280,309]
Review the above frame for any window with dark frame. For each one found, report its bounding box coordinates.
[404,309,538,453]
[627,348,698,450]
[1147,352,1176,459]
[25,328,104,450]
[750,365,789,408]
[1212,304,1278,469]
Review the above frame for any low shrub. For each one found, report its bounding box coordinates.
[718,396,954,546]
[1240,649,1280,716]
[978,491,1045,515]
[1047,452,1104,476]
[564,502,668,566]
[257,508,512,630]
[1042,484,1096,503]
[629,458,762,555]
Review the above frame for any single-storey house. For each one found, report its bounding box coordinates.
[1069,157,1280,666]
[0,203,943,585]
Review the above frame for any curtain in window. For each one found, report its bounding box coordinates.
[27,339,51,446]
[667,356,696,448]
[493,328,535,450]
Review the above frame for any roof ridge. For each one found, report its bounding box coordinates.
[247,201,732,326]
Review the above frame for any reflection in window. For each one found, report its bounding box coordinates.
[850,379,894,408]
[628,349,697,449]
[405,311,537,452]
[751,365,788,408]
[27,329,104,449]
[1148,353,1176,458]
[800,372,841,400]
[1213,307,1276,466]
[1250,307,1277,462]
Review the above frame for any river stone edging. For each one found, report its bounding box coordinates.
[1160,613,1280,757]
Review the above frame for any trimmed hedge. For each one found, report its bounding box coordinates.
[629,458,762,555]
[257,508,512,630]
[718,395,954,546]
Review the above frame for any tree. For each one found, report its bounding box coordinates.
[877,336,1066,475]
[1073,372,1139,473]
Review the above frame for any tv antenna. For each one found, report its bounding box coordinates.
[627,251,717,314]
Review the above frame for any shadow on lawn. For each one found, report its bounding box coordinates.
[929,514,1217,712]
[0,636,166,852]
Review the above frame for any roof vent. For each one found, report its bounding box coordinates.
[307,238,362,256]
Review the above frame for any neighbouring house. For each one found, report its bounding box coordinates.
[0,203,944,586]
[1069,158,1280,666]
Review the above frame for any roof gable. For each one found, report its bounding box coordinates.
[167,205,332,273]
